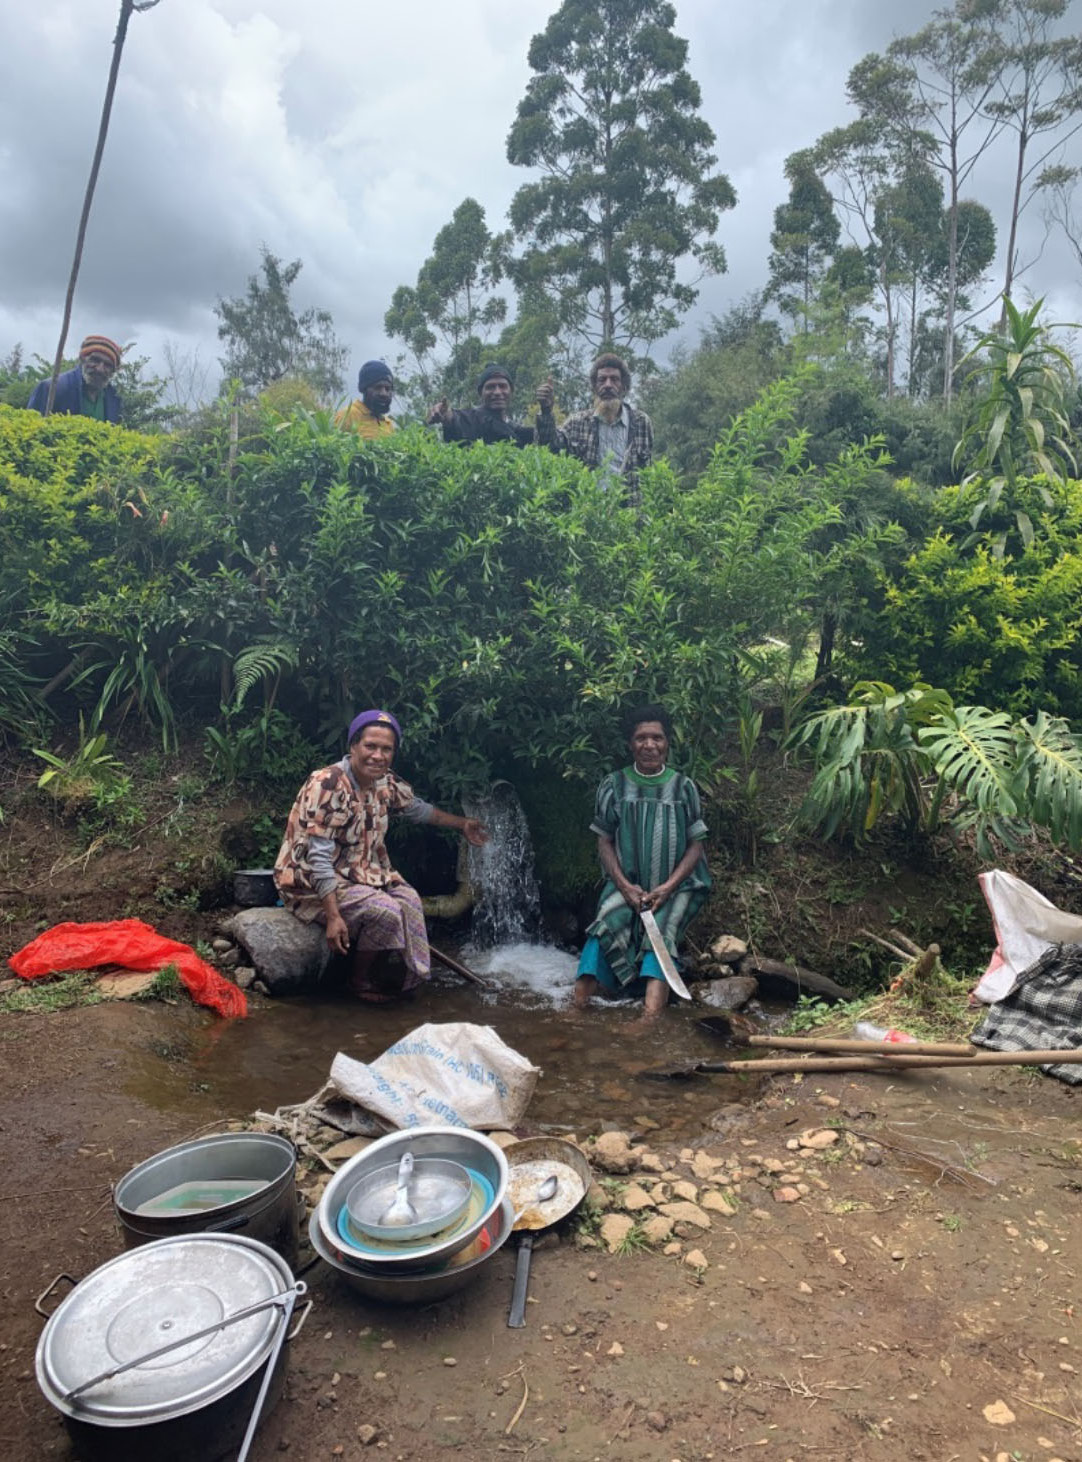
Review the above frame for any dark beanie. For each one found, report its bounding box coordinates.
[358,359,392,392]
[476,362,512,394]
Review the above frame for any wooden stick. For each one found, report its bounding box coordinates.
[429,944,491,990]
[737,1035,975,1057]
[688,1049,1082,1075]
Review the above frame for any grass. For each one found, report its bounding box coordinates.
[131,963,186,1003]
[0,970,103,1013]
[615,1223,651,1257]
[782,951,979,1044]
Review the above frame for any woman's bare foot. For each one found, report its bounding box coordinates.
[572,975,599,1010]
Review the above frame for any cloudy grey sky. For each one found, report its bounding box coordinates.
[3,0,1080,399]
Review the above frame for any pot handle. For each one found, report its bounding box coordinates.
[204,1212,250,1234]
[35,1272,78,1319]
[236,1286,299,1462]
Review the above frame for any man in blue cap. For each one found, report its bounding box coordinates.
[336,359,395,439]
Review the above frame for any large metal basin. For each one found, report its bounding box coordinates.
[316,1126,508,1272]
[309,1199,514,1304]
[114,1133,299,1266]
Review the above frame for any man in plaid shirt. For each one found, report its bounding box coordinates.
[535,353,654,504]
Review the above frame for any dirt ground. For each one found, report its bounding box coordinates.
[1,998,1080,1462]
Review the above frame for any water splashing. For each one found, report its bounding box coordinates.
[462,781,576,1006]
[466,780,542,948]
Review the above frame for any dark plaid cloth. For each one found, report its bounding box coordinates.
[970,942,1082,1084]
[535,405,653,504]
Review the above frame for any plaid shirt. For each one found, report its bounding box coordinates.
[535,403,654,504]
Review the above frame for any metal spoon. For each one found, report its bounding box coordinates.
[516,1173,558,1221]
[378,1151,417,1227]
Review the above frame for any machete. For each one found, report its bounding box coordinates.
[640,906,692,1001]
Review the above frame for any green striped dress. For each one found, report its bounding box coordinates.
[586,766,711,988]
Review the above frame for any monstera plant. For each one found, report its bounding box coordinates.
[789,680,1082,857]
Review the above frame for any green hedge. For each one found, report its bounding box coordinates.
[845,476,1082,720]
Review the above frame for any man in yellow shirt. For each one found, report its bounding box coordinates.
[335,360,395,438]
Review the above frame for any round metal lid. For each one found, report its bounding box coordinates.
[37,1234,292,1425]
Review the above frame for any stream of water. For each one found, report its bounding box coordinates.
[127,781,756,1139]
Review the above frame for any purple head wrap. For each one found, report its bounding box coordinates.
[347,709,401,747]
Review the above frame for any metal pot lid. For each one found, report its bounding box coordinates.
[37,1234,292,1424]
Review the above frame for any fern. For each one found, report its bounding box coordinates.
[231,640,298,712]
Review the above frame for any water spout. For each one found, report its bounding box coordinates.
[465,780,542,948]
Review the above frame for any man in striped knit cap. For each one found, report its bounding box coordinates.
[28,335,123,423]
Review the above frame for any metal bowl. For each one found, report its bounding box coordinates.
[309,1199,514,1305]
[345,1158,472,1243]
[316,1127,508,1272]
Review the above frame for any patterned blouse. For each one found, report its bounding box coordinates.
[274,761,421,917]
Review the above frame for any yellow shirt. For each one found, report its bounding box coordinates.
[335,400,395,439]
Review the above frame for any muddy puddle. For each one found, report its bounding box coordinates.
[125,944,763,1141]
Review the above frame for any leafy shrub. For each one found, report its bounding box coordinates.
[0,387,905,802]
[847,476,1082,720]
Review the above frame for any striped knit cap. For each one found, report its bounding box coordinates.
[79,335,122,371]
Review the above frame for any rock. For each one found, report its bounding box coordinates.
[443,1356,457,1367]
[607,1341,624,1356]
[217,947,241,969]
[684,1248,709,1270]
[224,908,332,995]
[633,1115,660,1131]
[635,1151,666,1174]
[658,1201,710,1230]
[710,935,748,963]
[662,1241,682,1256]
[621,1183,656,1213]
[357,1425,379,1445]
[816,1093,841,1108]
[798,1281,813,1294]
[691,1151,724,1180]
[982,1400,1016,1426]
[646,1410,668,1433]
[234,967,256,990]
[211,937,234,953]
[641,1215,675,1245]
[773,1187,802,1204]
[798,1129,840,1150]
[697,975,759,1010]
[864,1146,884,1166]
[324,1137,374,1164]
[672,1179,699,1202]
[761,1157,785,1174]
[585,1182,611,1213]
[600,1213,635,1253]
[701,1191,737,1218]
[589,1131,636,1174]
[252,980,269,995]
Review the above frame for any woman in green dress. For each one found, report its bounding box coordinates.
[574,705,711,1019]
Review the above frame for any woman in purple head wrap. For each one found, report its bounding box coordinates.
[274,710,487,1001]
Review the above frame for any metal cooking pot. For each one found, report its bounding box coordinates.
[309,1198,516,1305]
[114,1133,300,1266]
[316,1126,508,1272]
[233,869,278,907]
[36,1234,309,1462]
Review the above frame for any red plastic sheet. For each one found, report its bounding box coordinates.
[8,918,247,1019]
